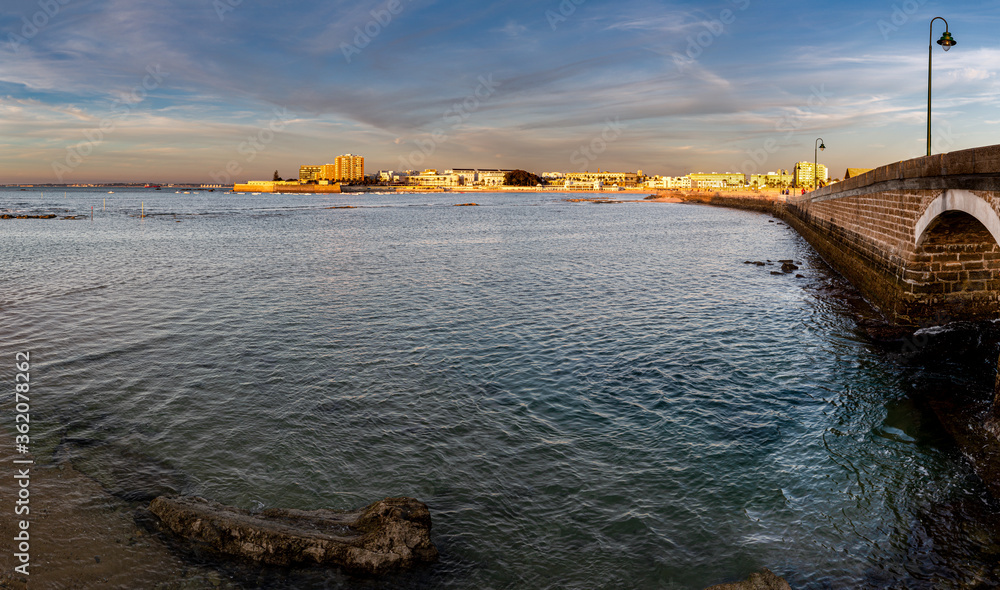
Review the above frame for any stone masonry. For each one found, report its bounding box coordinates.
[783,144,1000,326]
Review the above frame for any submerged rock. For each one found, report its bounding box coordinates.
[148,495,438,575]
[704,567,792,590]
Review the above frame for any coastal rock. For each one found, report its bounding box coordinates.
[0,213,58,219]
[704,568,792,590]
[781,262,799,273]
[148,495,438,575]
[454,203,479,206]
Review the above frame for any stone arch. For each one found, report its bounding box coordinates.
[914,190,1000,247]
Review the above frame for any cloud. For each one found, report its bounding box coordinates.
[1,0,1000,181]
[498,19,527,37]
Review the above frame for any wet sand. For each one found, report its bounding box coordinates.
[0,447,230,590]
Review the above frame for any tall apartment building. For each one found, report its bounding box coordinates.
[794,162,828,188]
[335,154,365,182]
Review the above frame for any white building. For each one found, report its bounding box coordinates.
[405,170,460,187]
[645,176,693,189]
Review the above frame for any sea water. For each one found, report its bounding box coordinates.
[1,188,999,589]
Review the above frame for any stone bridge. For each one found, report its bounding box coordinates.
[783,144,1000,326]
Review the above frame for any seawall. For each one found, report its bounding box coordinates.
[233,183,342,194]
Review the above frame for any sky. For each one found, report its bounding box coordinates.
[0,0,998,184]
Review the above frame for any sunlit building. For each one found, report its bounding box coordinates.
[565,171,640,188]
[299,165,322,182]
[335,154,365,182]
[646,176,693,189]
[794,162,828,188]
[688,172,745,188]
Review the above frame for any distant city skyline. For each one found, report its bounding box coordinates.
[1,0,999,183]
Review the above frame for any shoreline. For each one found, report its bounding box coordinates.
[0,444,231,589]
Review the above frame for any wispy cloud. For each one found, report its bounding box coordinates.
[1,0,999,182]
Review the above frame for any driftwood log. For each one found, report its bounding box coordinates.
[148,495,438,575]
[704,568,792,590]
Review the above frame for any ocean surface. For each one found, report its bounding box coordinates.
[2,188,1000,589]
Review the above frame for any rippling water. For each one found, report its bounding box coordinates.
[2,188,1000,589]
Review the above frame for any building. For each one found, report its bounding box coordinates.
[299,165,323,182]
[565,171,640,188]
[335,154,365,182]
[794,162,828,188]
[454,168,514,186]
[447,168,515,186]
[565,179,604,190]
[645,176,692,189]
[688,172,745,189]
[405,169,461,187]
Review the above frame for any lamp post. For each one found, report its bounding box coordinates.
[928,17,957,156]
[814,138,825,191]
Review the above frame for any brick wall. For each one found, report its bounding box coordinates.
[783,145,1000,325]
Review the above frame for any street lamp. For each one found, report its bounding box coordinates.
[814,138,825,191]
[928,17,957,156]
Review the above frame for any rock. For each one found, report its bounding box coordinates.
[704,567,792,590]
[781,262,799,273]
[454,203,478,206]
[795,274,805,278]
[148,496,438,575]
[1,213,58,220]
[770,271,783,275]
[754,261,766,267]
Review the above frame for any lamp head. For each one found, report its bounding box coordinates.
[938,31,956,51]
[819,143,826,151]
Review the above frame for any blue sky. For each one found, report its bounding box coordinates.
[1,0,998,183]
